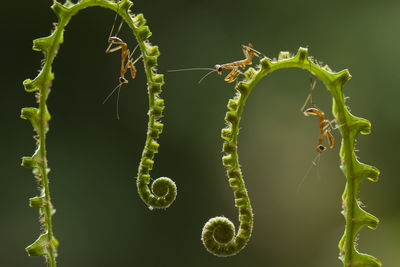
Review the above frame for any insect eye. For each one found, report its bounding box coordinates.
[119,77,128,84]
[214,65,222,73]
[317,145,327,152]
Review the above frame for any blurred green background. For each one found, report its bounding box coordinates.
[1,0,399,266]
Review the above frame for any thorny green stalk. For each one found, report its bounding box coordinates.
[202,47,380,266]
[22,0,175,265]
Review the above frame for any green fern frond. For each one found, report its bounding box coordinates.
[22,1,175,265]
[202,47,380,265]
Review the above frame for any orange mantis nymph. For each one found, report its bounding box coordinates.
[300,74,335,153]
[168,43,262,84]
[103,7,142,119]
[214,43,257,83]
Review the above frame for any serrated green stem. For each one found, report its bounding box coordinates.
[201,89,253,256]
[23,0,175,265]
[203,48,380,265]
[38,105,55,267]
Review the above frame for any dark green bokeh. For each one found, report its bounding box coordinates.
[1,0,399,266]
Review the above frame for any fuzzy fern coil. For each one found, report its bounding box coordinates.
[202,47,381,266]
[22,1,175,266]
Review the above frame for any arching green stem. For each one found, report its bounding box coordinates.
[202,48,380,266]
[22,1,175,265]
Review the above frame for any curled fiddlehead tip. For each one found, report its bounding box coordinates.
[200,53,255,256]
[137,176,177,210]
[124,1,176,209]
[201,216,238,257]
[23,2,168,265]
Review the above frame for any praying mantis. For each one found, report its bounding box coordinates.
[170,42,334,152]
[214,43,258,83]
[103,4,142,119]
[168,43,262,84]
[301,71,335,153]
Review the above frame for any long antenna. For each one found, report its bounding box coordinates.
[103,84,122,105]
[168,67,215,72]
[168,67,217,84]
[198,70,217,84]
[296,153,321,193]
[116,84,121,120]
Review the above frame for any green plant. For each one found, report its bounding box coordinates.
[21,0,380,266]
[201,47,381,266]
[21,0,175,266]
